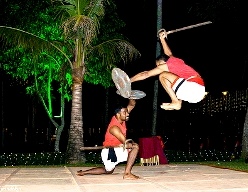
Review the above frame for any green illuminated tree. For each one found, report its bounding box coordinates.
[1,48,70,153]
[0,0,69,152]
[0,0,140,163]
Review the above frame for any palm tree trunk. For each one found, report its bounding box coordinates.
[66,73,85,163]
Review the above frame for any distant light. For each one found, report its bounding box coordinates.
[203,92,209,99]
[222,91,228,96]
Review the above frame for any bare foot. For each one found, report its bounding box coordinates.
[76,170,85,176]
[123,173,140,180]
[160,103,181,110]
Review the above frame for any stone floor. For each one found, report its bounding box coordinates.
[1,164,248,192]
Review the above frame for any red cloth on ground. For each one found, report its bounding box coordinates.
[139,136,168,164]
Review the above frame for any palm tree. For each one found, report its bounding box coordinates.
[0,0,140,163]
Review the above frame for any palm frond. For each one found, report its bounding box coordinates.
[52,0,77,17]
[52,0,91,16]
[87,0,105,18]
[86,0,105,34]
[59,0,105,43]
[77,0,91,15]
[61,15,97,44]
[89,39,141,67]
[0,26,73,68]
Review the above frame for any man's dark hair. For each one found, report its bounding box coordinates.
[156,54,169,62]
[114,106,124,115]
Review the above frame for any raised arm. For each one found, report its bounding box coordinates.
[159,31,173,57]
[127,99,136,113]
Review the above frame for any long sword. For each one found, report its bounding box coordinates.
[80,146,104,150]
[80,139,134,151]
[157,21,212,38]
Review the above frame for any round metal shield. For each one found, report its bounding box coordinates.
[112,68,131,98]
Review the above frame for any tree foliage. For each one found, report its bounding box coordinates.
[0,0,140,162]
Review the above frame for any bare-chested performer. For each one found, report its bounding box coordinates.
[77,99,139,180]
[130,30,205,110]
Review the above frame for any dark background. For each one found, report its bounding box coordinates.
[0,0,247,153]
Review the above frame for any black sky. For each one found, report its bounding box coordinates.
[1,0,247,141]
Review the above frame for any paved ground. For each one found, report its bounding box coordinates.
[1,164,248,192]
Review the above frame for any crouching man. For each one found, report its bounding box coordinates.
[77,99,139,180]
